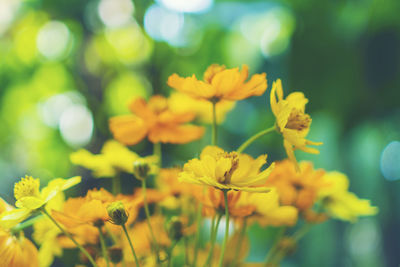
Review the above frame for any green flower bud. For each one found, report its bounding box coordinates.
[108,247,123,264]
[133,160,150,180]
[107,201,128,225]
[168,217,184,241]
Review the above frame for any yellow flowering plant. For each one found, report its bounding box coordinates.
[0,64,378,267]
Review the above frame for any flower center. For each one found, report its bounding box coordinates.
[286,109,311,131]
[14,176,40,200]
[219,152,239,184]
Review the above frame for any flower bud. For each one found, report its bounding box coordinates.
[107,201,128,225]
[133,160,150,180]
[167,217,184,241]
[108,247,123,264]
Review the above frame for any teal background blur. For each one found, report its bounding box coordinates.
[0,0,399,266]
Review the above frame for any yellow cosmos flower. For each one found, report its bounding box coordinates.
[109,95,205,145]
[168,92,235,124]
[0,176,80,229]
[0,198,31,229]
[13,175,81,210]
[318,172,378,222]
[0,230,39,267]
[270,79,322,170]
[179,146,274,192]
[168,64,267,102]
[70,140,158,178]
[264,160,326,211]
[235,190,298,226]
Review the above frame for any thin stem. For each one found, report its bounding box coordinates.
[264,227,286,266]
[40,208,98,267]
[122,224,140,267]
[154,142,162,169]
[232,218,248,267]
[11,215,43,233]
[97,226,110,267]
[184,237,190,266]
[218,190,230,267]
[292,223,312,242]
[167,241,178,267]
[237,126,276,153]
[192,200,202,267]
[203,213,222,267]
[141,179,160,262]
[112,173,121,195]
[211,100,217,146]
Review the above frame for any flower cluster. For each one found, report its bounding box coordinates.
[0,64,377,267]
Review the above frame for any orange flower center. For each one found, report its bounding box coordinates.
[286,109,311,131]
[218,152,239,184]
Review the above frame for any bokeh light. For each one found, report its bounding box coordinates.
[157,0,213,13]
[98,0,134,28]
[36,21,73,60]
[59,105,94,147]
[380,141,400,181]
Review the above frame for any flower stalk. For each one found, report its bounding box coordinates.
[237,126,276,153]
[218,190,230,267]
[40,208,99,267]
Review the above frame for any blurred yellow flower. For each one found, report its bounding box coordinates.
[168,64,267,102]
[265,160,326,211]
[0,230,39,267]
[235,190,298,226]
[318,172,378,222]
[179,146,274,192]
[109,95,205,145]
[70,140,158,178]
[0,198,30,229]
[13,175,81,210]
[198,187,297,226]
[270,79,322,170]
[168,92,235,124]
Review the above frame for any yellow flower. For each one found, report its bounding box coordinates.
[270,79,322,170]
[179,146,274,192]
[70,140,158,178]
[197,187,297,226]
[0,230,39,267]
[109,95,205,145]
[235,190,298,226]
[168,92,235,124]
[32,190,66,267]
[167,64,267,102]
[318,172,378,222]
[264,160,326,211]
[0,198,31,229]
[13,175,81,210]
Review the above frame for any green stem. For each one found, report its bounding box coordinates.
[154,142,162,169]
[167,241,178,267]
[40,208,98,267]
[184,237,190,266]
[232,218,248,267]
[203,213,222,267]
[211,100,217,146]
[218,190,230,267]
[11,215,43,233]
[192,199,203,267]
[141,179,160,262]
[264,227,286,266]
[97,226,110,267]
[237,126,276,153]
[122,224,140,267]
[112,173,121,195]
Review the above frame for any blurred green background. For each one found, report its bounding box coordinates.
[0,0,399,266]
